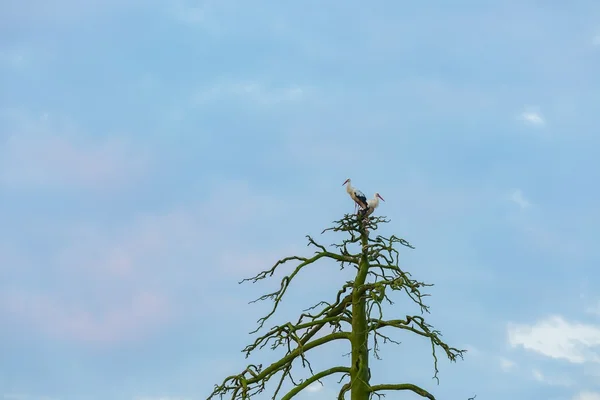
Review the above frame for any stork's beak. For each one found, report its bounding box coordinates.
[377,194,385,201]
[342,179,350,185]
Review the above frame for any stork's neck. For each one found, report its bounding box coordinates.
[371,197,380,208]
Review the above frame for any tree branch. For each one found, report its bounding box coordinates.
[369,383,435,400]
[240,236,357,333]
[281,366,350,400]
[208,332,350,400]
[337,382,351,400]
[368,316,466,382]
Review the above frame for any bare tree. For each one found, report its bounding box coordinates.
[208,214,466,400]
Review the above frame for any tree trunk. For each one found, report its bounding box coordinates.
[351,230,370,400]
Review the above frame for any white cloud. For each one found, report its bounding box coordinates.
[305,382,324,393]
[518,107,545,127]
[499,357,515,371]
[573,392,600,400]
[508,315,600,363]
[532,368,543,381]
[531,368,573,387]
[510,189,531,209]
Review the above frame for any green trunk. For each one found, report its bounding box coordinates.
[351,229,370,400]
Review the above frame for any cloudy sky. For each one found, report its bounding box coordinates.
[2,1,600,399]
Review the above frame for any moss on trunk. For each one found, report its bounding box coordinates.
[350,228,371,400]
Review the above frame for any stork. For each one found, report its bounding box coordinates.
[343,179,368,213]
[359,193,385,219]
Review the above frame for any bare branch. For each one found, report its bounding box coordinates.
[368,316,466,382]
[281,366,350,400]
[208,333,350,400]
[369,383,435,400]
[337,382,351,400]
[240,235,357,333]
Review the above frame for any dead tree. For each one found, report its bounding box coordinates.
[208,214,466,400]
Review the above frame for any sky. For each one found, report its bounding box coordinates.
[2,0,600,399]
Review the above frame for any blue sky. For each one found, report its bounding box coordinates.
[2,1,600,399]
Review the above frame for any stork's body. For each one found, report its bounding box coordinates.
[343,179,368,213]
[360,193,385,218]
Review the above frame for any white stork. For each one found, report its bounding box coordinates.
[359,193,385,218]
[342,178,368,213]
